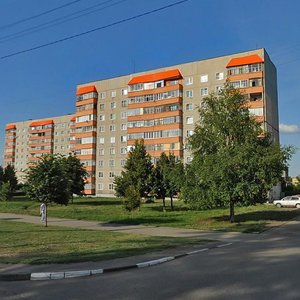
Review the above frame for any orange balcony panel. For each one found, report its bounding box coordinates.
[84,165,96,172]
[73,143,96,150]
[28,142,53,147]
[75,109,97,117]
[28,149,53,155]
[76,98,97,107]
[5,132,16,137]
[5,145,15,149]
[227,71,263,81]
[75,120,97,128]
[128,136,182,146]
[4,158,15,162]
[29,135,52,141]
[5,124,16,130]
[28,157,41,162]
[148,149,183,158]
[84,189,95,195]
[241,86,264,94]
[128,84,182,98]
[254,115,264,123]
[73,131,97,138]
[30,120,54,127]
[246,101,264,109]
[76,155,96,160]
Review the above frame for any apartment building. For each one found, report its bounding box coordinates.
[4,48,279,196]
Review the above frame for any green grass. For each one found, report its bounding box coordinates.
[0,220,206,264]
[1,196,299,233]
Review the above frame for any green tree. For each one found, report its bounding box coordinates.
[25,154,72,226]
[154,152,183,211]
[3,164,18,195]
[0,182,11,201]
[0,166,4,184]
[183,84,293,222]
[114,139,153,198]
[123,185,141,212]
[65,153,87,203]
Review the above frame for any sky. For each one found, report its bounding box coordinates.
[0,0,299,176]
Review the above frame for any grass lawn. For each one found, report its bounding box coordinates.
[0,196,299,233]
[0,220,206,264]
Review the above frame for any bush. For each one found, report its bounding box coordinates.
[0,182,12,201]
[123,186,141,212]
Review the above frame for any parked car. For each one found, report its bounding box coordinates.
[273,196,300,208]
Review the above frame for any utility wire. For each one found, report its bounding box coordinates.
[0,0,124,43]
[0,0,189,60]
[0,0,83,31]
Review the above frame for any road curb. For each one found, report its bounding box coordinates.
[0,243,232,281]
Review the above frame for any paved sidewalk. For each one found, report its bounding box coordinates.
[0,212,244,240]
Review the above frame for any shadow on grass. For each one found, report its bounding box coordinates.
[213,209,300,223]
[72,200,122,206]
[106,216,185,226]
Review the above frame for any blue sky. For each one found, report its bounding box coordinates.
[0,0,299,176]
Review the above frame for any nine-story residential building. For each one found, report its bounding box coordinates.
[3,48,279,196]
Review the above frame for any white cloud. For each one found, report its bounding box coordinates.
[279,123,300,134]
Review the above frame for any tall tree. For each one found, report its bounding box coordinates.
[3,164,18,195]
[25,154,72,225]
[65,153,87,203]
[154,152,183,211]
[183,84,293,222]
[0,166,4,184]
[114,139,153,198]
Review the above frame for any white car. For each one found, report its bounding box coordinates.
[273,196,300,208]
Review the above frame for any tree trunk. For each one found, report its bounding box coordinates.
[170,195,174,211]
[162,197,166,212]
[229,200,235,223]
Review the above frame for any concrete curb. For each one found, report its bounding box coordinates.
[0,243,232,281]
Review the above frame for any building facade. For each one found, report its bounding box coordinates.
[3,48,279,196]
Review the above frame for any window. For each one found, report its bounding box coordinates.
[108,183,114,190]
[121,88,128,96]
[249,107,263,116]
[110,124,116,132]
[200,87,208,96]
[121,159,126,167]
[111,90,116,98]
[216,86,222,93]
[186,103,193,111]
[98,183,104,190]
[120,147,127,154]
[110,137,115,143]
[110,113,116,120]
[121,100,127,107]
[186,117,194,125]
[109,160,115,167]
[99,148,104,155]
[121,135,127,143]
[216,72,224,80]
[99,104,105,110]
[100,92,106,99]
[99,172,103,178]
[121,123,127,130]
[186,90,193,98]
[185,77,193,85]
[110,148,115,155]
[99,160,104,167]
[99,125,105,132]
[109,172,115,178]
[200,74,208,83]
[121,111,127,119]
[155,80,164,88]
[111,102,116,109]
[99,115,105,121]
[99,137,105,144]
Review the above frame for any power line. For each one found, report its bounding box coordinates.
[0,0,189,60]
[0,0,83,31]
[0,0,125,44]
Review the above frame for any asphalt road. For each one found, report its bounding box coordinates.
[1,218,300,300]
